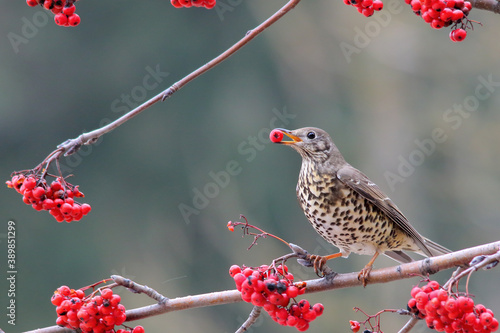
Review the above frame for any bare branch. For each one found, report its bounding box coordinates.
[45,0,302,164]
[111,275,169,304]
[235,306,263,333]
[470,0,500,14]
[24,240,500,333]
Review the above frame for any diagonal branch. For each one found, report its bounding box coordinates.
[48,0,302,164]
[26,240,500,333]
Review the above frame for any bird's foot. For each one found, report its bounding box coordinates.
[357,264,373,287]
[296,253,336,278]
[310,254,328,277]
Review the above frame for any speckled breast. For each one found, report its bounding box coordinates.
[296,165,405,257]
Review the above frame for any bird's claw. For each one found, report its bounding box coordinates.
[299,254,328,277]
[357,265,373,287]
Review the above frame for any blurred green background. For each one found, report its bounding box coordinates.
[1,1,500,332]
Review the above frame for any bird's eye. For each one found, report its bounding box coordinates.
[307,132,316,139]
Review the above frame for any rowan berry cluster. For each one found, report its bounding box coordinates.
[406,0,473,42]
[230,264,324,331]
[407,280,499,333]
[6,173,91,222]
[170,0,216,9]
[51,285,144,333]
[25,0,81,27]
[343,0,384,17]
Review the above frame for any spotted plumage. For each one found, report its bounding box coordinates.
[274,127,450,282]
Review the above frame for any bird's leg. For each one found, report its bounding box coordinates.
[307,252,343,277]
[358,252,380,287]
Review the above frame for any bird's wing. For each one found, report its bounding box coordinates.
[336,165,434,257]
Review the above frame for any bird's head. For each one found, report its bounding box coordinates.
[271,127,346,167]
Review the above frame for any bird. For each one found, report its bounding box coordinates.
[272,127,451,285]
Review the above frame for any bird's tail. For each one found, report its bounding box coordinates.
[423,237,452,257]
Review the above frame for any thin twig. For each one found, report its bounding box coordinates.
[111,275,169,304]
[443,249,500,291]
[26,240,500,333]
[235,306,263,333]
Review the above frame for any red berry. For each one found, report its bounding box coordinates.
[110,294,121,307]
[51,293,65,306]
[415,291,429,305]
[54,13,68,26]
[286,285,299,298]
[24,177,36,190]
[268,293,283,305]
[44,0,52,10]
[475,304,487,314]
[63,4,76,15]
[250,292,266,307]
[362,7,375,16]
[276,307,288,321]
[263,302,276,313]
[431,18,444,29]
[437,290,449,302]
[68,14,80,27]
[286,315,298,326]
[60,203,73,215]
[451,9,464,20]
[32,186,45,199]
[440,8,453,21]
[302,308,316,321]
[229,265,241,277]
[42,199,55,210]
[233,273,246,291]
[296,319,309,332]
[411,286,422,298]
[427,280,440,290]
[100,288,113,300]
[489,318,499,331]
[408,298,417,311]
[350,320,361,332]
[422,11,433,23]
[372,0,383,10]
[132,326,145,333]
[450,28,467,42]
[270,129,284,143]
[298,299,310,312]
[313,303,324,316]
[58,286,71,296]
[481,312,494,326]
[81,203,91,215]
[445,298,457,313]
[465,312,477,325]
[432,0,446,11]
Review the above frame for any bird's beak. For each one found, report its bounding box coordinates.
[276,128,302,145]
